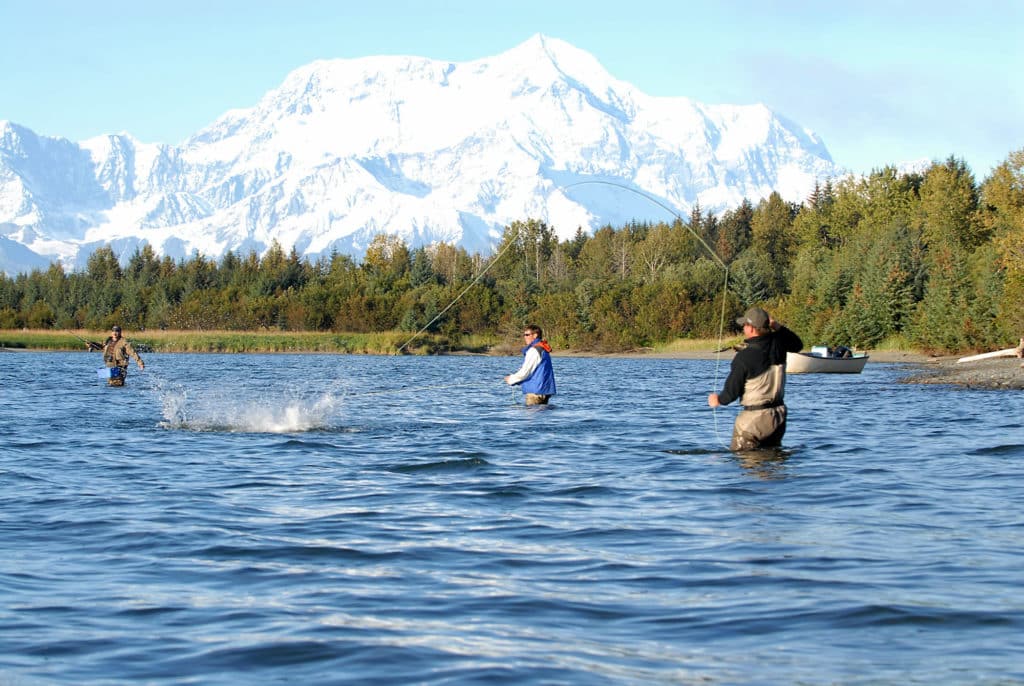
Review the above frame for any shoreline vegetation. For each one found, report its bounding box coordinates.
[4,156,1024,370]
[3,328,1021,389]
[4,328,734,356]
[0,328,506,356]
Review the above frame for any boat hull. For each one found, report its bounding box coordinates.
[786,352,868,374]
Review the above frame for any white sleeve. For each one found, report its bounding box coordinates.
[506,347,541,385]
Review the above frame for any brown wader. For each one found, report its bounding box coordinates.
[731,364,787,450]
[731,405,787,451]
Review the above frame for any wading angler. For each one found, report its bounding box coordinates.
[87,326,145,386]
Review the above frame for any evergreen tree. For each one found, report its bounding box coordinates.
[909,241,971,351]
[918,157,982,250]
[982,150,1024,335]
[715,200,753,265]
[750,192,797,296]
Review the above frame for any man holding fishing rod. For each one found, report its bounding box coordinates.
[708,307,802,450]
[84,325,145,386]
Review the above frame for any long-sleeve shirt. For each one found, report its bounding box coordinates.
[103,337,144,368]
[506,346,542,385]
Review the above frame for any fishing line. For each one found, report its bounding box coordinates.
[560,180,733,448]
[395,224,522,355]
[343,375,523,404]
[561,181,728,271]
[351,380,497,397]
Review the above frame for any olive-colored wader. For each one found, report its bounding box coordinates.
[103,337,143,387]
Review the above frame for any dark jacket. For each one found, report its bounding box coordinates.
[717,326,803,408]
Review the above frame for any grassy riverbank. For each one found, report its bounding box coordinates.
[0,329,496,355]
[2,328,754,356]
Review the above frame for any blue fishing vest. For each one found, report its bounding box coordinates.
[520,344,556,396]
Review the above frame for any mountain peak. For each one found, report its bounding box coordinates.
[481,34,628,96]
[500,33,589,67]
[0,38,840,276]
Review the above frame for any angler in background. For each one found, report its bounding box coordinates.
[708,307,802,451]
[87,325,145,386]
[504,324,557,406]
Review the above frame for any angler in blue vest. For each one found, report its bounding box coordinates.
[504,324,557,405]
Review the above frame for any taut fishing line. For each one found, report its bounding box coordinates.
[392,223,534,405]
[563,181,733,449]
[395,223,521,355]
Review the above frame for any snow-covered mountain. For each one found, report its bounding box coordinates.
[0,34,841,276]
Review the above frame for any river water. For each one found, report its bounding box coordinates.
[1,352,1022,684]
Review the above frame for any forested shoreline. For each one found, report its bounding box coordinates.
[2,152,1022,355]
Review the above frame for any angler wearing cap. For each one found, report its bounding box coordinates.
[708,307,803,451]
[86,325,145,386]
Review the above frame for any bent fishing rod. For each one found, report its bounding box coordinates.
[67,330,103,351]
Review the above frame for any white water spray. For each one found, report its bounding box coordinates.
[155,377,344,433]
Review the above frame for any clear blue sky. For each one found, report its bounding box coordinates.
[1,0,1020,177]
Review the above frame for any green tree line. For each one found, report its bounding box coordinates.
[2,152,1022,353]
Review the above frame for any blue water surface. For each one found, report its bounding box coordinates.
[1,352,1022,684]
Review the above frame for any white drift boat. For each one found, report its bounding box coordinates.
[786,346,869,374]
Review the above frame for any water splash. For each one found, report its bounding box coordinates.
[156,379,343,433]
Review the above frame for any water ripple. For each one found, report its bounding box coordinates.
[2,354,1023,684]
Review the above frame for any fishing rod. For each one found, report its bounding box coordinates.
[67,330,103,351]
